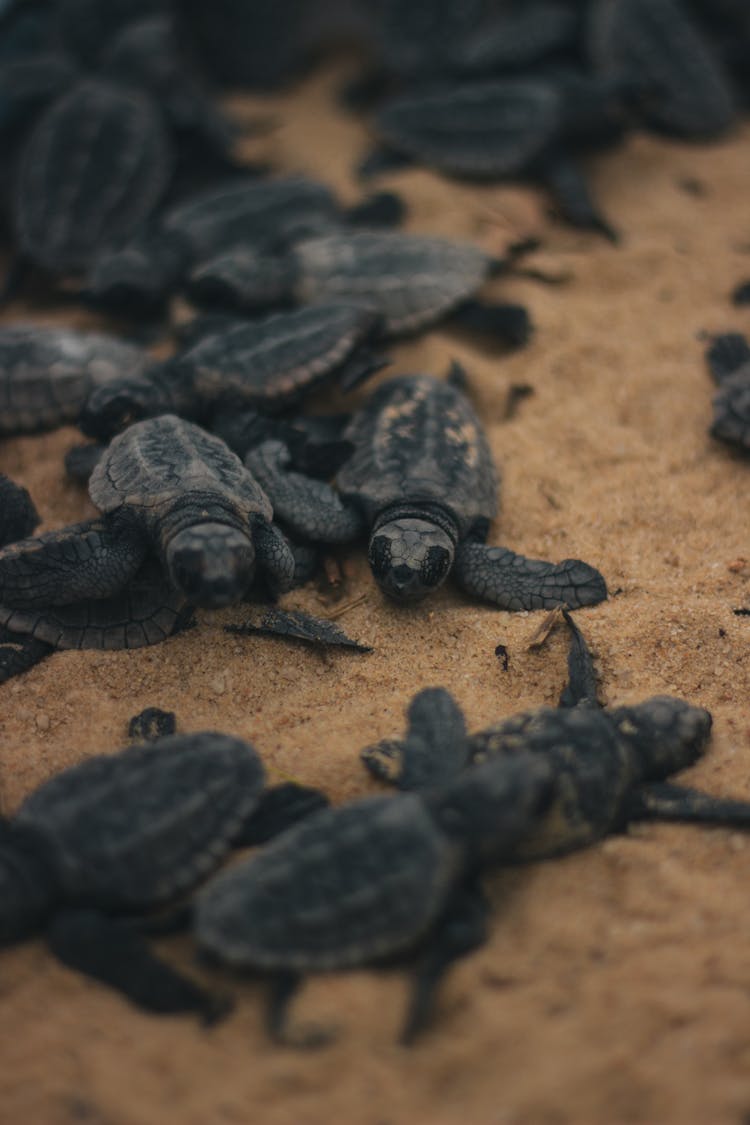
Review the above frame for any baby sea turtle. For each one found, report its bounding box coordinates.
[0,473,39,547]
[84,175,403,314]
[0,728,327,1020]
[79,304,386,441]
[360,73,622,239]
[362,615,729,859]
[704,332,750,452]
[0,731,266,947]
[0,324,152,436]
[246,373,607,610]
[371,0,578,81]
[587,0,735,138]
[14,77,172,274]
[188,230,531,348]
[0,415,295,611]
[364,685,717,852]
[192,750,551,1045]
[0,560,193,684]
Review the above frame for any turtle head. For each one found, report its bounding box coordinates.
[368,518,453,602]
[79,374,165,441]
[608,697,713,782]
[167,523,256,608]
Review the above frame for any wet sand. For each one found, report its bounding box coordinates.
[1,61,749,1125]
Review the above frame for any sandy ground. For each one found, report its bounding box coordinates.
[1,60,750,1125]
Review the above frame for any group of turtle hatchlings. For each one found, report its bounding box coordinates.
[0,0,748,1045]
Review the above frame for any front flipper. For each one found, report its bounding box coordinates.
[454,540,607,611]
[225,607,372,651]
[398,688,470,791]
[0,628,53,684]
[446,300,532,350]
[0,519,148,609]
[625,782,750,830]
[705,333,750,384]
[0,563,192,650]
[252,519,296,594]
[542,155,618,243]
[0,474,39,547]
[246,441,364,544]
[267,970,336,1048]
[47,909,230,1025]
[401,879,489,1046]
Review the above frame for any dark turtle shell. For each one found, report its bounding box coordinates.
[195,794,461,970]
[162,175,340,263]
[587,0,735,138]
[14,731,265,909]
[15,78,172,272]
[374,79,562,178]
[172,303,381,410]
[292,232,492,335]
[89,415,272,527]
[337,374,498,533]
[0,324,150,435]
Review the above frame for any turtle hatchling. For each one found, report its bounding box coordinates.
[0,324,152,436]
[79,303,386,441]
[0,729,332,1019]
[0,414,295,612]
[14,77,172,275]
[704,332,750,451]
[361,73,624,239]
[191,750,551,1044]
[362,615,731,861]
[188,230,531,348]
[84,174,403,314]
[246,372,607,610]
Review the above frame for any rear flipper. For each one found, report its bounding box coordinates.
[626,782,750,829]
[47,908,231,1025]
[401,879,489,1046]
[0,629,53,684]
[454,540,607,611]
[0,519,148,609]
[267,971,336,1049]
[252,519,296,595]
[447,300,532,350]
[246,441,365,544]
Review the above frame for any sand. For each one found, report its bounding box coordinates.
[0,59,749,1125]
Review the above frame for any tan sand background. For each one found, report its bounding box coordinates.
[0,60,749,1125]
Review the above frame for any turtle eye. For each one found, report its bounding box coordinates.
[422,545,451,589]
[368,535,392,579]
